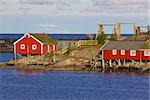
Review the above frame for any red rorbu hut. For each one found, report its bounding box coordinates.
[13,33,57,55]
[97,40,150,69]
[101,41,150,60]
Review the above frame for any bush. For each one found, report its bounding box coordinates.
[96,33,106,44]
[44,52,53,59]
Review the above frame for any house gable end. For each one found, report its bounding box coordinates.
[13,33,30,45]
[13,33,44,45]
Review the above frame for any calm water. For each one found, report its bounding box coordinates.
[0,33,88,40]
[0,53,22,62]
[0,53,14,62]
[0,33,131,39]
[0,69,149,100]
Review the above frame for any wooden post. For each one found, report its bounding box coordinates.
[102,50,105,71]
[14,44,16,65]
[14,54,16,65]
[109,59,112,67]
[118,59,121,66]
[132,60,134,65]
[102,59,105,70]
[123,59,126,66]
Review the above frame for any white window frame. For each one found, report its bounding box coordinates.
[144,50,150,56]
[32,44,37,50]
[20,44,25,49]
[121,50,125,55]
[130,50,136,56]
[112,50,117,55]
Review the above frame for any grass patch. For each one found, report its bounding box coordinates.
[140,42,150,49]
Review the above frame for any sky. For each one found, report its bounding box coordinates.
[0,0,149,34]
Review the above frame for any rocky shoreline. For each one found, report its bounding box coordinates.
[0,46,149,74]
[0,58,149,74]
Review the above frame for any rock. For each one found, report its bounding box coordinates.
[14,55,52,65]
[69,46,100,59]
[52,57,90,68]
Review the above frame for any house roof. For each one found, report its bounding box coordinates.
[140,42,150,49]
[102,40,146,50]
[30,33,57,45]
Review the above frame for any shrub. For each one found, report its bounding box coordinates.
[44,52,53,59]
[96,33,106,44]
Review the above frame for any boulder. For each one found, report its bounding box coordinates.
[69,47,99,59]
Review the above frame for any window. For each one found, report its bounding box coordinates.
[112,50,117,55]
[32,44,37,50]
[130,50,136,56]
[20,44,25,49]
[144,50,150,56]
[121,50,125,55]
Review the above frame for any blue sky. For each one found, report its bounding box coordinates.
[0,0,149,34]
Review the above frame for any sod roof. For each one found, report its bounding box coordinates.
[30,33,57,45]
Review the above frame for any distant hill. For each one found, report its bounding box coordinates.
[0,39,15,53]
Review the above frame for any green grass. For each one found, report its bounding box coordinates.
[44,53,54,59]
[140,43,150,49]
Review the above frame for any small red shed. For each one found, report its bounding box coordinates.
[100,41,150,60]
[13,33,57,55]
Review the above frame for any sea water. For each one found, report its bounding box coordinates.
[0,53,14,62]
[0,33,131,40]
[0,34,149,100]
[0,69,149,100]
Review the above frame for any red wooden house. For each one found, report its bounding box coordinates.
[100,41,150,61]
[13,33,57,55]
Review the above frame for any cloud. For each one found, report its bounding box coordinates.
[35,23,68,32]
[40,23,57,28]
[18,0,54,5]
[0,0,148,17]
[95,0,148,12]
[92,0,147,5]
[18,0,70,6]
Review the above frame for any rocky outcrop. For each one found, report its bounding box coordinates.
[69,46,100,59]
[13,55,53,65]
[0,45,149,73]
[0,39,14,53]
[52,57,89,67]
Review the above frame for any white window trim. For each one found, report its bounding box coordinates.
[130,50,136,56]
[121,50,125,55]
[144,50,150,56]
[32,44,37,50]
[20,44,25,49]
[112,50,117,55]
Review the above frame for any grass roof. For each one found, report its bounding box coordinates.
[30,33,57,45]
[140,42,150,49]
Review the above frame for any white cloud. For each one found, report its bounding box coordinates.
[35,23,68,32]
[40,23,57,28]
[0,0,148,17]
[19,0,54,5]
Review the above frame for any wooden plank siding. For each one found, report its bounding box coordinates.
[14,33,57,55]
[103,50,150,60]
[15,34,41,54]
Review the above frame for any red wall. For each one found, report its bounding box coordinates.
[15,35,41,54]
[43,44,48,53]
[49,45,56,52]
[15,34,57,54]
[103,50,149,60]
[43,44,56,53]
[140,50,150,60]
